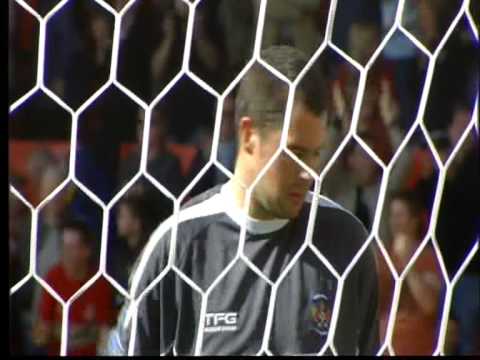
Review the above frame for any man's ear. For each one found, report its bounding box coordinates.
[239,116,256,154]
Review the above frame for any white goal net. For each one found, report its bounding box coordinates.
[9,0,479,356]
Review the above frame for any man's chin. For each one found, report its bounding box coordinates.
[275,204,304,220]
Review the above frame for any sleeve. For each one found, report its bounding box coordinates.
[104,217,177,356]
[356,241,380,355]
[333,216,380,355]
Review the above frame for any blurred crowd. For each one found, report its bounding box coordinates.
[9,0,478,356]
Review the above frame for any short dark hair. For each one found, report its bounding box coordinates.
[234,45,330,136]
[61,218,94,248]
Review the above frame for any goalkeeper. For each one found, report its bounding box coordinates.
[105,45,379,355]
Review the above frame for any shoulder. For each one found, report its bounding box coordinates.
[175,184,227,235]
[129,185,226,293]
[181,184,224,210]
[149,183,225,242]
[307,192,368,237]
[303,192,371,272]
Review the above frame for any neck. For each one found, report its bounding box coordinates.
[231,164,274,221]
[249,204,277,220]
[229,174,248,212]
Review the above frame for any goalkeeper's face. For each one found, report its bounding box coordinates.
[248,103,328,220]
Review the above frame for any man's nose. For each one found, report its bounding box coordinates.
[296,171,314,194]
[299,168,312,181]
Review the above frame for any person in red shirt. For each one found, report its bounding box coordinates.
[378,191,442,355]
[32,219,114,356]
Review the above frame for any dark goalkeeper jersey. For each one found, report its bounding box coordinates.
[106,181,379,355]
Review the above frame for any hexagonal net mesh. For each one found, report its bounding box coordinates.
[9,0,479,356]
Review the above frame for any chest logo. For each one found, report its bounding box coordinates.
[204,312,238,333]
[309,293,331,336]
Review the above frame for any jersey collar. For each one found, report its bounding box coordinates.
[220,181,290,235]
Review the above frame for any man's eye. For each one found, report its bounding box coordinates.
[292,150,304,158]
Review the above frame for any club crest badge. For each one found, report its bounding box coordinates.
[308,293,332,336]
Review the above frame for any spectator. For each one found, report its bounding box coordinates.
[9,0,38,104]
[262,0,329,56]
[429,130,450,163]
[331,62,407,222]
[322,138,382,231]
[348,21,380,65]
[150,9,181,97]
[359,74,398,164]
[178,141,215,200]
[189,96,238,187]
[110,194,158,293]
[32,163,74,336]
[404,102,474,217]
[45,0,112,108]
[190,2,228,91]
[36,163,71,279]
[378,191,442,355]
[421,0,477,133]
[402,131,449,214]
[118,108,184,197]
[332,0,382,55]
[107,180,172,304]
[332,24,405,165]
[381,0,423,131]
[216,96,237,183]
[25,148,58,205]
[345,139,382,230]
[447,102,474,157]
[119,0,184,102]
[9,138,71,356]
[32,219,114,356]
[9,191,31,286]
[436,128,479,355]
[217,0,258,72]
[10,294,24,354]
[189,125,213,164]
[414,0,459,51]
[330,68,356,142]
[149,0,189,98]
[9,189,35,355]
